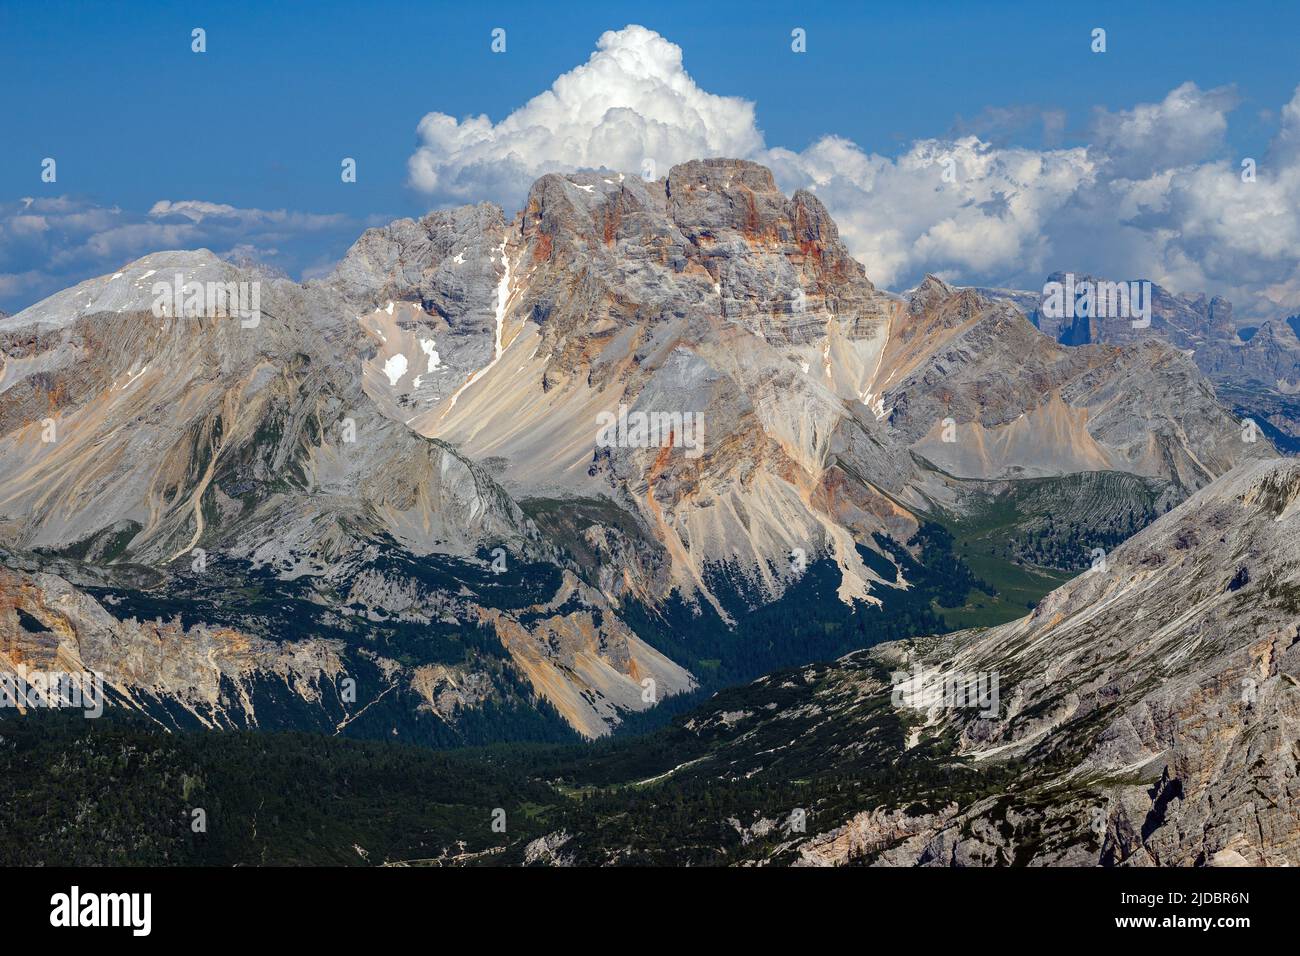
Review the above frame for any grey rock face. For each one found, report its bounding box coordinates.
[799,458,1300,865]
[0,250,527,564]
[891,284,1273,500]
[360,160,1265,613]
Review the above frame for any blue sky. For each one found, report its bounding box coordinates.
[4,0,1300,315]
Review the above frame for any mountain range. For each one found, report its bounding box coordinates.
[978,274,1300,453]
[2,159,1295,866]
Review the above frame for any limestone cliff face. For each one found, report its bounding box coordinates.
[897,278,1268,489]
[0,556,693,740]
[0,563,349,728]
[0,247,691,738]
[348,160,1266,612]
[0,249,534,566]
[475,573,695,739]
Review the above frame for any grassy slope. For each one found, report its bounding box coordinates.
[923,471,1168,629]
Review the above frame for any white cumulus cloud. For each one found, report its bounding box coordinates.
[407,24,762,208]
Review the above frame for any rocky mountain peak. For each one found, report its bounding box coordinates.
[329,201,507,313]
[668,156,777,189]
[906,274,955,313]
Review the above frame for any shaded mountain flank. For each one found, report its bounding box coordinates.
[4,458,1297,866]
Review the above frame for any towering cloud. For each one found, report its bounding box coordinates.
[407,25,762,203]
